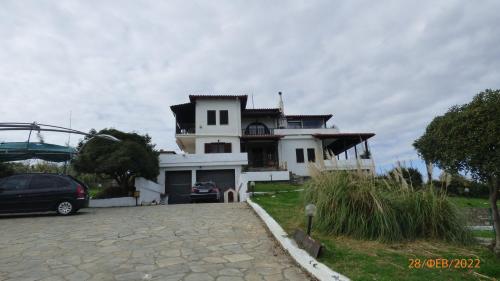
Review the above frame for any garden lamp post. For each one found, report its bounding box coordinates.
[250,181,255,197]
[305,203,317,236]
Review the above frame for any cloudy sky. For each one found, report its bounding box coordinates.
[1,0,499,174]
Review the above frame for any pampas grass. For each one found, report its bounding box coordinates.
[303,167,473,244]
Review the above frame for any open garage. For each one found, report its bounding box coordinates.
[196,169,236,193]
[165,169,236,204]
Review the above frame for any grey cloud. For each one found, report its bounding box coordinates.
[1,0,499,170]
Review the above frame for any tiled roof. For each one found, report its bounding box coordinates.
[242,108,281,117]
[286,114,333,121]
[189,95,248,108]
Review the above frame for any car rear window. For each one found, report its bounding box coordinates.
[195,182,215,188]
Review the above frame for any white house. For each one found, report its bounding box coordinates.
[158,93,375,203]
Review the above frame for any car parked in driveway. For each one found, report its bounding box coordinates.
[0,173,89,215]
[190,181,221,203]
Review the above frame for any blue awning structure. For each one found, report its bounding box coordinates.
[0,142,77,163]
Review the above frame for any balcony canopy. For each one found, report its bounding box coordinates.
[314,133,375,155]
[0,142,77,162]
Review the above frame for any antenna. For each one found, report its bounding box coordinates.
[67,111,72,146]
[251,94,255,109]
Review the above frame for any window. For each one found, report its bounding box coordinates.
[29,175,57,189]
[307,148,316,162]
[207,110,216,125]
[295,148,304,163]
[220,110,228,125]
[245,122,270,135]
[287,121,302,129]
[205,142,232,153]
[0,175,30,190]
[303,119,323,128]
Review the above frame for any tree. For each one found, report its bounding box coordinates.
[388,167,424,187]
[414,89,500,255]
[72,129,159,193]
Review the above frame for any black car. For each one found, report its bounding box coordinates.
[190,181,221,203]
[0,173,89,215]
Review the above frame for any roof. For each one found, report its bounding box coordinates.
[242,108,281,117]
[312,133,375,139]
[189,95,248,108]
[286,114,333,121]
[313,133,375,155]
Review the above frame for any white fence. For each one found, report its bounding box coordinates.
[89,177,162,208]
[135,177,163,205]
[237,171,290,202]
[89,197,136,208]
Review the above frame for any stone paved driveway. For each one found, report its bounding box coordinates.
[0,203,309,281]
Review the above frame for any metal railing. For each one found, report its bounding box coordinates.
[242,128,275,136]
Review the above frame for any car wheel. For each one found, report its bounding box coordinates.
[56,201,74,215]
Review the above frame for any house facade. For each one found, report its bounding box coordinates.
[158,93,375,203]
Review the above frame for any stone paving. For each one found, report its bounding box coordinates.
[0,203,310,281]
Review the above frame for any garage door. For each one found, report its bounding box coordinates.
[196,169,235,193]
[165,171,192,204]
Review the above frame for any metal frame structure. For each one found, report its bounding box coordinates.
[0,122,119,143]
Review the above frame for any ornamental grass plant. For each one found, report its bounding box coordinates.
[303,166,473,244]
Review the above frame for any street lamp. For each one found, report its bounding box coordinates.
[78,134,120,152]
[305,203,317,236]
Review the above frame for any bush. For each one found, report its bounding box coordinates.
[303,169,473,244]
[387,167,424,188]
[433,175,490,198]
[93,185,130,199]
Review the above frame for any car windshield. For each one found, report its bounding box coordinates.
[195,182,215,189]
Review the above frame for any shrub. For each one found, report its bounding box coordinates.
[303,168,473,244]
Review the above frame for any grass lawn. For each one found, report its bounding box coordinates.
[253,182,304,193]
[449,197,498,209]
[252,190,500,281]
[472,230,496,239]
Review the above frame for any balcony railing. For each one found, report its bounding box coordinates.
[242,128,275,136]
[176,123,195,135]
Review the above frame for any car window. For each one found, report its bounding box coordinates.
[0,175,30,190]
[53,176,72,188]
[29,175,58,190]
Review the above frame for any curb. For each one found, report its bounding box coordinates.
[247,198,350,281]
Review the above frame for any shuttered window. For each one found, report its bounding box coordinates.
[296,148,304,163]
[220,110,228,125]
[205,143,232,153]
[207,110,216,125]
[307,148,316,162]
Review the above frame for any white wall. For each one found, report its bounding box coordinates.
[195,99,242,136]
[89,197,136,208]
[242,171,290,182]
[135,177,162,204]
[278,136,323,176]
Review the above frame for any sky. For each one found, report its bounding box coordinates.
[1,0,499,175]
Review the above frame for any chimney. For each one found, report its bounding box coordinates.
[278,92,284,113]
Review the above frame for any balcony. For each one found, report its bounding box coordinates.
[160,152,248,168]
[242,128,275,136]
[176,123,195,135]
[323,158,375,173]
[274,127,339,136]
